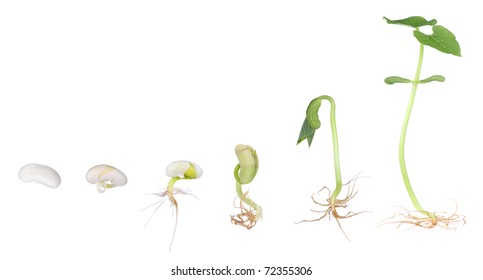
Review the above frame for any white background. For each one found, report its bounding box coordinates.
[1,1,481,279]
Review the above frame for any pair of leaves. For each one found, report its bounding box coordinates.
[297,97,324,147]
[384,75,445,85]
[384,16,461,57]
[297,118,316,147]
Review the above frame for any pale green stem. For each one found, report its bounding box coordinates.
[317,96,342,204]
[234,164,262,220]
[167,177,179,193]
[399,42,434,219]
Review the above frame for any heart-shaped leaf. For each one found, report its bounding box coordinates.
[384,76,412,85]
[384,16,437,28]
[413,25,461,56]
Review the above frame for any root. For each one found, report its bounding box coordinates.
[143,187,197,251]
[296,176,365,240]
[168,192,178,252]
[380,205,466,230]
[230,191,258,230]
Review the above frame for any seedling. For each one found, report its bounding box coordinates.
[86,164,127,193]
[297,95,362,239]
[230,144,262,229]
[383,16,464,228]
[144,160,202,251]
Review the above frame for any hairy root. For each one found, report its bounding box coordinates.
[380,205,466,230]
[231,191,258,230]
[143,187,198,251]
[296,176,365,240]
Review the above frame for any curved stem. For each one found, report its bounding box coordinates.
[234,164,262,220]
[96,181,106,193]
[167,177,179,193]
[317,95,342,204]
[399,43,434,218]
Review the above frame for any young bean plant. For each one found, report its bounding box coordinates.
[383,16,464,228]
[230,144,262,229]
[144,160,202,251]
[297,95,362,239]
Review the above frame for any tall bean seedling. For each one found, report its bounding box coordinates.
[383,16,465,228]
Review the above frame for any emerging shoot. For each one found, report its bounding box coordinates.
[144,160,202,251]
[230,144,262,229]
[383,16,464,228]
[297,95,363,240]
[86,164,128,193]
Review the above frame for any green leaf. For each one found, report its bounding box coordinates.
[383,16,437,28]
[306,97,322,129]
[297,118,316,147]
[384,76,412,85]
[413,25,461,56]
[419,75,445,83]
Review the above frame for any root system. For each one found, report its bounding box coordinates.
[230,191,258,230]
[381,206,465,229]
[297,177,364,240]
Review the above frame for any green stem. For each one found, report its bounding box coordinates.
[399,42,434,218]
[167,177,180,193]
[234,164,262,220]
[318,96,342,204]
